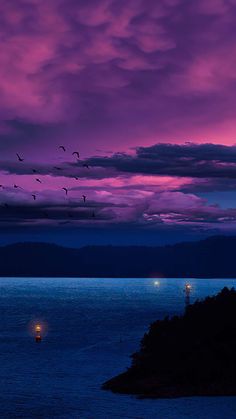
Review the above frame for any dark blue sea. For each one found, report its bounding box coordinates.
[0,277,236,419]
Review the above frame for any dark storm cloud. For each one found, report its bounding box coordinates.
[0,196,118,227]
[3,143,236,182]
[86,143,236,179]
[0,160,116,180]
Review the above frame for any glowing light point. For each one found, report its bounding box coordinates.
[184,282,192,307]
[35,323,42,342]
[35,324,41,333]
[154,281,160,286]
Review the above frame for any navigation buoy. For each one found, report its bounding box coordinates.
[35,324,42,342]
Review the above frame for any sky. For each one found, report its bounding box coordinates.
[1,0,236,247]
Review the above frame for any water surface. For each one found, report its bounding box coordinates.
[0,277,236,418]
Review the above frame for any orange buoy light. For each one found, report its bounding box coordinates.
[35,324,41,333]
[35,324,42,342]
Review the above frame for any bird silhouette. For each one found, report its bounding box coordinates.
[16,153,24,162]
[53,166,63,171]
[7,144,100,225]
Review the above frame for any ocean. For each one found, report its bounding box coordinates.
[0,277,236,419]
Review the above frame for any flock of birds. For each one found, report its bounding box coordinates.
[1,146,96,222]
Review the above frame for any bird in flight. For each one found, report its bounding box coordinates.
[16,153,24,162]
[32,169,37,173]
[32,194,36,201]
[62,187,68,195]
[14,184,22,189]
[83,163,90,169]
[59,146,66,152]
[53,166,63,171]
[36,178,42,183]
[82,195,87,203]
[72,151,80,159]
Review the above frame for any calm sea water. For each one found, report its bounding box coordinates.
[0,278,236,419]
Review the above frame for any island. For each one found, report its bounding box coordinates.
[103,287,236,398]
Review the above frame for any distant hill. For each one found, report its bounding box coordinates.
[0,235,236,277]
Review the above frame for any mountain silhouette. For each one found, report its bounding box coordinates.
[0,235,236,277]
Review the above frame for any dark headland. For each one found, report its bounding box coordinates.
[103,288,236,398]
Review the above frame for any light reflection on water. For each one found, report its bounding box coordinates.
[0,277,235,418]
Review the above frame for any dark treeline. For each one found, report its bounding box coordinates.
[0,235,236,277]
[103,287,236,397]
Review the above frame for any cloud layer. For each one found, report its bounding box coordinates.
[0,1,236,241]
[1,142,236,235]
[0,0,236,159]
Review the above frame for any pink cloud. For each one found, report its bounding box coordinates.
[170,46,236,94]
[194,0,229,15]
[0,0,177,126]
[0,0,236,173]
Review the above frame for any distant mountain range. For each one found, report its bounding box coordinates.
[1,235,236,278]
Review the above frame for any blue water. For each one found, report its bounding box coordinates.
[0,278,236,419]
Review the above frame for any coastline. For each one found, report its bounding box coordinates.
[103,288,236,399]
[103,372,236,399]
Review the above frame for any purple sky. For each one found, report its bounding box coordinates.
[1,0,236,246]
